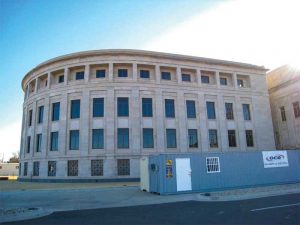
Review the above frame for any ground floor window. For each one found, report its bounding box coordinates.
[23,162,28,176]
[19,163,21,176]
[48,161,56,177]
[206,157,220,173]
[91,159,103,176]
[228,130,237,147]
[117,159,130,176]
[245,130,254,147]
[68,160,78,176]
[33,161,40,176]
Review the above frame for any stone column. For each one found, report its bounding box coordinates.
[216,71,220,88]
[177,91,187,152]
[235,96,246,151]
[233,73,238,89]
[197,69,202,87]
[198,93,208,152]
[60,93,68,156]
[105,88,115,156]
[132,63,138,81]
[176,66,182,84]
[84,64,90,83]
[47,72,51,89]
[131,88,140,154]
[64,68,69,85]
[80,90,90,156]
[155,65,161,84]
[34,78,38,93]
[42,97,50,157]
[217,94,227,151]
[108,63,113,81]
[31,101,37,157]
[155,90,164,152]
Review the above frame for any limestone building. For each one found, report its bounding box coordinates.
[19,49,275,181]
[267,65,300,149]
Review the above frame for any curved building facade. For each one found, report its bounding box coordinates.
[19,49,275,181]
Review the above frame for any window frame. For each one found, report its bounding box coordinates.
[206,101,216,119]
[70,99,80,119]
[140,70,150,79]
[52,102,60,121]
[206,157,221,173]
[220,77,227,86]
[182,74,191,82]
[38,106,44,124]
[293,102,300,118]
[188,129,198,148]
[242,104,251,121]
[36,133,42,152]
[117,97,129,117]
[50,131,59,151]
[96,69,106,78]
[142,98,153,117]
[69,130,80,150]
[93,98,104,117]
[75,71,84,80]
[208,129,218,148]
[166,129,177,148]
[165,99,175,118]
[201,75,210,84]
[117,128,129,149]
[143,128,154,148]
[228,130,237,147]
[92,129,104,149]
[245,130,254,147]
[161,71,171,80]
[118,69,128,78]
[225,102,234,120]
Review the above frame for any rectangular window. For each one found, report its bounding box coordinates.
[118,69,128,77]
[50,131,58,151]
[220,77,227,85]
[117,159,130,176]
[28,110,32,126]
[52,102,60,121]
[243,104,251,120]
[166,129,177,148]
[69,130,79,150]
[75,71,84,80]
[209,129,218,148]
[27,136,31,153]
[67,160,78,176]
[33,161,39,176]
[280,106,286,121]
[206,157,220,173]
[293,102,300,118]
[165,99,175,118]
[182,74,191,82]
[96,69,106,78]
[140,70,150,78]
[23,162,28,176]
[92,129,104,149]
[186,100,196,118]
[93,98,104,117]
[117,128,129,148]
[143,128,154,148]
[71,99,80,119]
[38,106,44,124]
[58,75,64,83]
[206,101,216,119]
[237,79,244,87]
[48,161,56,177]
[36,134,42,152]
[161,72,171,80]
[201,75,209,84]
[225,103,234,120]
[91,159,103,176]
[228,130,237,147]
[245,130,254,147]
[19,163,21,176]
[188,129,198,148]
[142,98,153,117]
[117,97,129,117]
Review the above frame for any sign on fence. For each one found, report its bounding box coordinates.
[262,151,289,168]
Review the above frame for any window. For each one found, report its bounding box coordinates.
[96,69,106,78]
[140,70,150,78]
[58,75,64,83]
[33,161,39,176]
[18,163,21,176]
[38,106,44,124]
[225,103,234,120]
[186,100,196,118]
[91,159,103,176]
[220,77,227,85]
[117,159,130,176]
[188,129,198,148]
[243,104,251,120]
[206,102,216,119]
[68,160,78,176]
[209,129,218,148]
[92,129,104,149]
[28,110,32,126]
[118,128,129,148]
[27,136,31,153]
[36,134,42,152]
[165,99,175,118]
[143,128,154,148]
[71,99,80,119]
[206,157,220,173]
[117,97,129,117]
[142,98,152,117]
[293,102,300,118]
[237,79,244,87]
[48,161,56,177]
[245,130,254,147]
[201,75,209,84]
[69,130,79,150]
[228,130,237,147]
[23,162,28,176]
[50,132,58,151]
[75,71,84,80]
[118,69,128,77]
[182,74,191,82]
[280,106,286,121]
[52,102,60,121]
[93,98,104,117]
[166,129,177,148]
[161,72,171,80]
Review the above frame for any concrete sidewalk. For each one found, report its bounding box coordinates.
[1,182,300,223]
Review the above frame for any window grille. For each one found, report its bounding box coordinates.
[68,160,78,176]
[117,159,130,176]
[206,157,220,173]
[91,160,103,176]
[24,162,28,176]
[48,161,56,177]
[33,161,40,176]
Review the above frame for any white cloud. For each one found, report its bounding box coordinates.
[144,0,300,70]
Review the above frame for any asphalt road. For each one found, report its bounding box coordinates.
[5,193,300,225]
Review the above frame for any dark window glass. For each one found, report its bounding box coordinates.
[186,100,196,118]
[118,128,129,148]
[140,70,150,78]
[280,106,286,121]
[220,77,227,85]
[36,134,42,152]
[58,75,64,83]
[206,102,216,119]
[237,79,244,87]
[28,110,32,126]
[68,160,78,176]
[117,159,130,176]
[245,130,254,147]
[243,104,251,120]
[50,132,58,151]
[143,128,154,148]
[161,72,171,80]
[228,130,237,147]
[188,129,198,148]
[52,102,60,121]
[91,160,103,176]
[69,130,79,150]
[117,97,129,117]
[71,100,80,119]
[182,74,191,82]
[23,162,28,176]
[225,103,234,120]
[75,71,84,80]
[38,106,44,124]
[201,75,209,84]
[166,129,177,148]
[118,69,128,77]
[19,163,21,176]
[92,129,104,149]
[27,136,31,153]
[293,102,300,118]
[93,98,104,117]
[96,70,106,78]
[48,161,56,177]
[33,161,39,176]
[209,129,218,148]
[165,99,175,118]
[142,98,153,117]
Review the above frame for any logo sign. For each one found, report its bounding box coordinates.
[262,151,289,168]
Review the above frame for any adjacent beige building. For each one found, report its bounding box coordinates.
[19,49,275,181]
[267,65,300,149]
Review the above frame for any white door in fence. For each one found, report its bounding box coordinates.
[176,158,192,191]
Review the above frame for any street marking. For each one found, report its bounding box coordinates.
[251,203,300,212]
